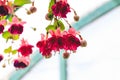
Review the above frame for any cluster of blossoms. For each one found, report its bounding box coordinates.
[36,0,87,59]
[0,0,87,69]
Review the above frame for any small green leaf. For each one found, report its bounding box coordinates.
[7,15,13,22]
[2,31,11,39]
[57,20,65,31]
[14,0,31,6]
[12,34,19,40]
[12,50,18,55]
[48,0,55,12]
[46,25,56,31]
[4,46,12,53]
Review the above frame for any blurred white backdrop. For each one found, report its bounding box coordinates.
[2,0,120,80]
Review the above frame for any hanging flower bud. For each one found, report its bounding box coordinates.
[74,15,80,21]
[63,51,70,59]
[30,6,37,13]
[80,40,87,47]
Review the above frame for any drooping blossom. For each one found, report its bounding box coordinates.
[18,39,34,57]
[8,16,26,34]
[47,28,64,51]
[14,57,30,68]
[0,0,12,16]
[0,54,3,62]
[36,34,52,57]
[63,34,80,50]
[0,24,4,34]
[52,1,70,18]
[8,24,23,34]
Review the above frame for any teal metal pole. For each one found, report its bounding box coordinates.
[10,0,120,80]
[73,0,120,30]
[60,1,120,80]
[9,51,43,80]
[60,51,67,80]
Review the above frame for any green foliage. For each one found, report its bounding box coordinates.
[48,0,55,12]
[2,31,11,39]
[4,46,18,55]
[4,46,12,53]
[46,25,55,31]
[14,0,31,6]
[11,50,18,55]
[54,20,65,31]
[2,31,19,41]
[57,20,65,31]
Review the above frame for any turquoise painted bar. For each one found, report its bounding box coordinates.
[9,51,43,80]
[73,0,120,30]
[9,0,120,80]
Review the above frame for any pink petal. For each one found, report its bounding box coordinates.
[0,20,7,25]
[55,28,61,36]
[21,38,28,46]
[20,21,26,25]
[62,0,67,2]
[49,30,55,36]
[41,34,45,41]
[12,16,19,23]
[62,31,68,36]
[68,28,76,36]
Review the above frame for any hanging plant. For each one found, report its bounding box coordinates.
[0,0,87,69]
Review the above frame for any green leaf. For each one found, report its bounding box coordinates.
[14,0,31,6]
[48,0,55,12]
[57,20,65,31]
[2,31,11,39]
[46,25,55,31]
[12,50,18,55]
[7,15,13,22]
[12,34,19,40]
[4,46,12,53]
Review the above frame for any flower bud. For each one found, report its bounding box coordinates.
[80,40,87,47]
[63,52,70,59]
[30,6,37,13]
[45,53,52,59]
[45,13,53,21]
[27,10,31,15]
[74,15,80,21]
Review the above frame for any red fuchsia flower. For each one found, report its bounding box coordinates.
[36,34,52,57]
[14,57,30,68]
[52,1,71,18]
[62,28,81,50]
[47,28,64,51]
[8,24,23,34]
[18,39,34,57]
[0,54,3,62]
[0,20,7,34]
[63,34,80,50]
[0,0,12,16]
[0,24,4,34]
[8,16,26,35]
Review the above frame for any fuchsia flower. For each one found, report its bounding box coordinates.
[0,0,12,16]
[0,54,3,62]
[18,39,34,57]
[36,34,52,57]
[36,27,81,57]
[52,1,71,18]
[63,34,80,50]
[0,20,7,34]
[0,24,4,34]
[14,57,30,68]
[8,16,26,35]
